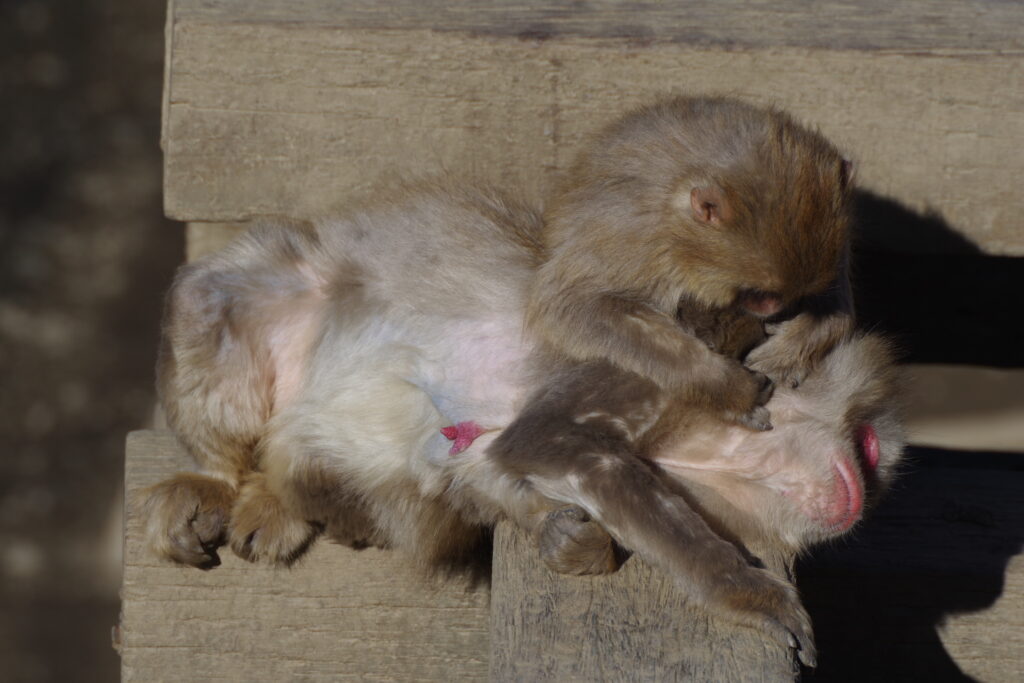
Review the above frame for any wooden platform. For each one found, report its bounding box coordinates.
[126,1,1024,679]
[121,434,1024,680]
[163,0,1024,255]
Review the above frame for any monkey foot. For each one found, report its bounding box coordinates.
[440,421,486,455]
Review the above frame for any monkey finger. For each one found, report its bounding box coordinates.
[137,473,235,569]
[751,370,775,405]
[760,605,817,669]
[229,477,320,566]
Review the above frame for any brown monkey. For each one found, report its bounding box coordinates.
[528,97,855,431]
[139,180,902,668]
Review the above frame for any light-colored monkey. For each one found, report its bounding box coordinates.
[140,178,902,667]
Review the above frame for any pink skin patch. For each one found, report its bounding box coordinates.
[824,457,864,531]
[857,424,881,471]
[440,421,486,455]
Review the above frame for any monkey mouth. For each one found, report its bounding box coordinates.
[823,458,864,531]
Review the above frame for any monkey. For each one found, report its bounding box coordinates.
[528,96,855,432]
[138,179,903,668]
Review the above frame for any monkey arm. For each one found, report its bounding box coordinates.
[538,292,752,392]
[533,292,774,430]
[487,364,816,666]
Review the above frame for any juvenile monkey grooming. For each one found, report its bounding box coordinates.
[530,97,854,429]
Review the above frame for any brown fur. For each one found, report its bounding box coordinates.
[528,96,854,424]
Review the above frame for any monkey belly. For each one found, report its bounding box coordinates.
[408,315,532,436]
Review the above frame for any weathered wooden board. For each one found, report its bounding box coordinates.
[904,365,1024,453]
[164,1,1024,254]
[119,431,490,682]
[172,0,1024,51]
[491,525,799,682]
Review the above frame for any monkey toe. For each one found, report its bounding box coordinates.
[137,473,235,569]
[538,505,621,576]
[228,512,318,566]
[168,505,229,569]
[229,477,319,566]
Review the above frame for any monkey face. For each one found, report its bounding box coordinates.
[651,334,903,551]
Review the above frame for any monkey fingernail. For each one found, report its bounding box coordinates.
[799,648,818,668]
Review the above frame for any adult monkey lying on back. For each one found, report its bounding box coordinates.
[140,100,901,667]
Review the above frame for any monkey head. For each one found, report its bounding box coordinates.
[544,96,854,317]
[650,333,903,554]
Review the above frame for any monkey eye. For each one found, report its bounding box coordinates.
[856,424,880,471]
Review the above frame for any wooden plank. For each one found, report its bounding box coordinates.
[173,0,1024,52]
[119,431,490,682]
[491,524,799,682]
[905,365,1024,452]
[162,20,1024,255]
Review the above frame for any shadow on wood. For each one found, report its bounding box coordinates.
[852,190,1024,369]
[797,446,1024,682]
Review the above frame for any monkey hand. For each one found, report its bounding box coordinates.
[710,562,817,668]
[746,312,852,388]
[713,360,775,432]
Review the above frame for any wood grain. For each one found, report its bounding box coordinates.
[174,0,1024,51]
[162,14,1024,254]
[491,524,799,682]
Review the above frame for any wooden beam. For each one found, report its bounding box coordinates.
[162,2,1024,255]
[174,0,1024,52]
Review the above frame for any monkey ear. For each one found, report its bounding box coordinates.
[839,159,855,191]
[689,186,732,225]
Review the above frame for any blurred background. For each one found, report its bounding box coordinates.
[0,1,179,680]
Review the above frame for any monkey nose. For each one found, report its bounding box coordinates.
[738,290,784,317]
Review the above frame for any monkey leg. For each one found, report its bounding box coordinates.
[537,505,622,576]
[136,472,236,569]
[553,455,816,667]
[228,471,320,566]
[489,407,816,666]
